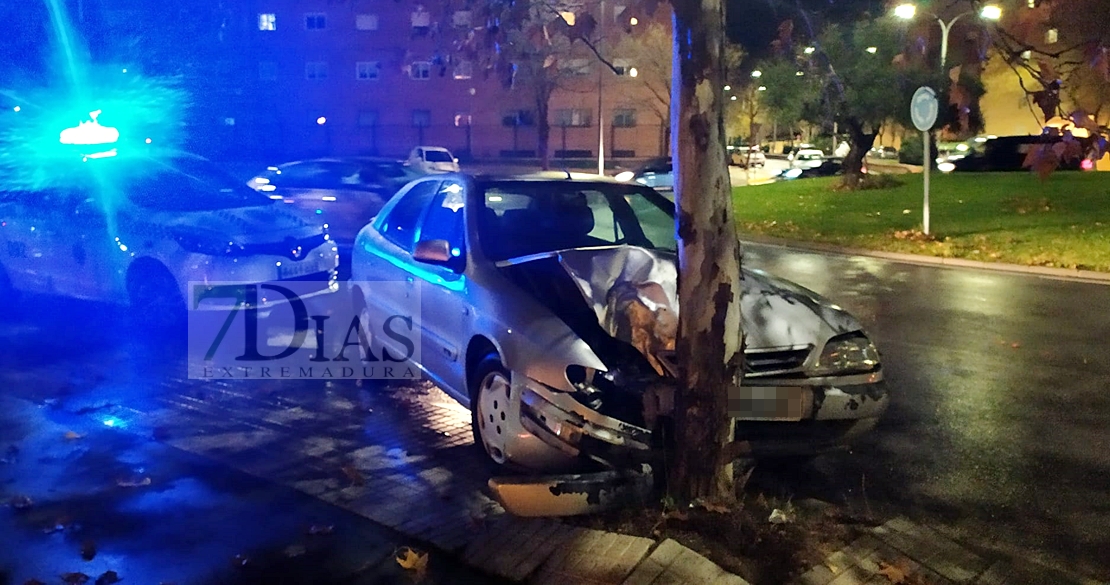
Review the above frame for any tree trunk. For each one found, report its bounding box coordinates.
[667,0,744,504]
[840,118,875,189]
[537,88,552,170]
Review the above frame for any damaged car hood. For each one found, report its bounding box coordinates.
[504,246,863,373]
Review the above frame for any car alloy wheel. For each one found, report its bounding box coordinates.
[473,361,512,465]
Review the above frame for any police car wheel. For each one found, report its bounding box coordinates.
[126,264,184,325]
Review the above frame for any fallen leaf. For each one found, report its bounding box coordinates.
[341,464,365,486]
[9,495,33,510]
[878,561,907,584]
[117,477,151,488]
[395,546,429,575]
[94,571,121,585]
[307,524,335,535]
[81,540,97,561]
[64,431,85,440]
[284,544,306,558]
[1011,342,1021,349]
[61,573,90,584]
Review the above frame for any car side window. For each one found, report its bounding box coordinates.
[417,183,466,258]
[377,180,439,251]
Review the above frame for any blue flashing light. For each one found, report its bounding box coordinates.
[12,106,20,112]
[451,247,461,257]
[315,209,323,215]
[60,110,119,146]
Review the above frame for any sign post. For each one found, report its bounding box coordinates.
[911,86,939,235]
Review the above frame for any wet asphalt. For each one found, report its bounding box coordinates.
[1,243,1108,581]
[739,242,1110,580]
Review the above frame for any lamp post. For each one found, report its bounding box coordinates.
[894,3,1002,71]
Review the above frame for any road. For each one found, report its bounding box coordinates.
[1,243,1107,581]
[740,242,1110,580]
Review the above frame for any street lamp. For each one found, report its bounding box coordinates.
[750,70,762,78]
[895,3,1002,70]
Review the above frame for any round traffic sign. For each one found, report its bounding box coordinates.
[911,86,938,131]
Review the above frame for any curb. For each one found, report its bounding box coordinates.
[740,235,1110,285]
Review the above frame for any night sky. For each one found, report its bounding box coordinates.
[727,0,882,56]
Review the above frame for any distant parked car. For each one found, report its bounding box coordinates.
[947,135,1084,172]
[730,146,766,168]
[789,148,826,169]
[614,157,674,190]
[868,146,898,160]
[247,157,423,249]
[406,146,461,173]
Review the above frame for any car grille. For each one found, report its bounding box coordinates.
[744,345,812,378]
[242,234,329,260]
[655,345,812,378]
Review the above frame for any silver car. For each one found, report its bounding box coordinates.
[349,172,888,474]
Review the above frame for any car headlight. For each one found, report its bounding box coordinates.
[614,170,635,182]
[810,333,880,376]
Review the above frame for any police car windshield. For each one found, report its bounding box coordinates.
[122,158,274,211]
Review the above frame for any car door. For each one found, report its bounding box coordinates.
[360,179,440,363]
[411,180,469,392]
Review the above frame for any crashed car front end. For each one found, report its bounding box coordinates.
[487,246,889,514]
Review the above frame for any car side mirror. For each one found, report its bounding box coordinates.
[413,239,453,265]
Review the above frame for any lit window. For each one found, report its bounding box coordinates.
[452,10,472,27]
[453,60,473,80]
[613,59,634,76]
[410,61,431,80]
[411,5,431,35]
[1026,0,1036,7]
[356,61,381,80]
[1045,28,1058,44]
[554,108,592,127]
[613,108,637,128]
[305,61,328,80]
[454,113,472,127]
[259,61,278,80]
[258,13,277,31]
[356,14,379,30]
[305,13,326,30]
[412,110,431,127]
[358,110,379,127]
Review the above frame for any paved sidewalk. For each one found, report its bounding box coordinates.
[795,517,1104,585]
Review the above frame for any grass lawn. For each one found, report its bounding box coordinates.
[734,171,1110,272]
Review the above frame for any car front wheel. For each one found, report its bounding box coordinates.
[471,352,513,466]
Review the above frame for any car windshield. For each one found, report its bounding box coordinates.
[120,158,276,211]
[423,150,453,162]
[477,181,675,261]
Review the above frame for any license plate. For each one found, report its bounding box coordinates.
[277,259,324,279]
[728,387,812,421]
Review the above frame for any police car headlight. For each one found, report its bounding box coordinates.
[173,230,245,256]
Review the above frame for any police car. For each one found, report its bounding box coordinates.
[0,113,340,320]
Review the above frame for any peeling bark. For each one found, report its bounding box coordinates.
[668,0,744,503]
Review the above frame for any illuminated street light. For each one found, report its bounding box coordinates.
[894,3,1003,69]
[723,84,731,90]
[894,3,916,19]
[866,46,878,54]
[750,70,762,78]
[629,16,638,25]
[757,86,767,91]
[803,46,815,54]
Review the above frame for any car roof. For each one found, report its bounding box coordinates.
[415,146,452,152]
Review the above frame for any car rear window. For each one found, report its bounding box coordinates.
[423,150,453,163]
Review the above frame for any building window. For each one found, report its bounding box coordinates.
[356,61,381,80]
[560,58,592,76]
[613,108,637,127]
[305,61,328,80]
[258,13,277,31]
[452,10,472,27]
[411,5,431,36]
[355,13,379,30]
[358,110,379,127]
[259,61,278,80]
[502,110,535,126]
[305,13,326,30]
[410,61,431,80]
[1026,0,1036,7]
[412,110,431,127]
[1045,28,1058,44]
[613,59,635,76]
[453,60,473,80]
[554,108,592,127]
[454,113,472,127]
